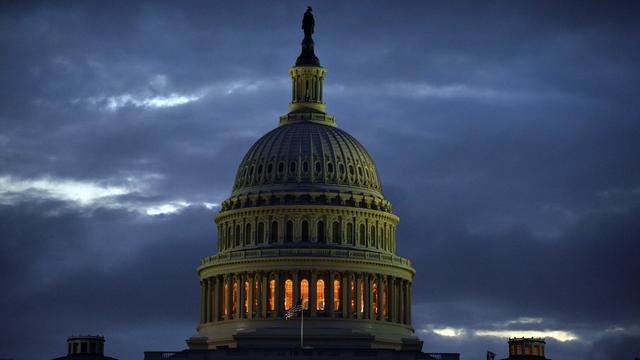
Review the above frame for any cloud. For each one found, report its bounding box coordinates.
[0,175,135,207]
[475,330,579,342]
[73,77,287,112]
[144,201,219,216]
[431,327,467,338]
[0,175,219,217]
[503,317,545,326]
[82,92,203,111]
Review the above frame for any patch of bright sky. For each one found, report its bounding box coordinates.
[503,317,544,326]
[0,175,133,206]
[0,175,219,216]
[475,330,578,342]
[431,327,467,337]
[75,76,288,112]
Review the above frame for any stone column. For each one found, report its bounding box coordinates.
[364,273,372,320]
[292,271,300,309]
[398,279,407,324]
[214,275,221,321]
[328,271,335,317]
[199,280,205,324]
[236,273,246,319]
[407,282,412,325]
[355,273,363,320]
[204,278,210,323]
[377,275,383,321]
[387,275,394,322]
[225,275,232,320]
[274,272,281,318]
[210,278,216,323]
[342,272,349,318]
[248,273,254,319]
[310,271,317,317]
[261,272,268,318]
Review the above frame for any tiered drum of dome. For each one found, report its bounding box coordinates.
[188,9,421,351]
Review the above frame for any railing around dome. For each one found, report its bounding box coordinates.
[200,248,412,268]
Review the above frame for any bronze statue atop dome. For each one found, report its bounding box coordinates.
[302,6,315,39]
[296,7,320,66]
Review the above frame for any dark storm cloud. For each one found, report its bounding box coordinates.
[1,1,639,360]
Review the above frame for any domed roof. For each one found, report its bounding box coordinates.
[232,122,382,198]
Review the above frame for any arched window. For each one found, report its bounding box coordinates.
[359,279,365,313]
[254,277,259,315]
[316,279,325,311]
[257,222,264,244]
[351,278,356,315]
[285,220,293,243]
[301,220,309,242]
[244,223,251,245]
[372,282,378,317]
[347,223,354,245]
[232,281,238,314]
[359,224,365,246]
[317,221,325,243]
[244,281,250,314]
[334,278,341,311]
[226,226,232,248]
[301,279,309,309]
[223,281,228,316]
[268,279,275,311]
[270,221,278,243]
[285,279,293,310]
[370,225,376,247]
[383,284,388,317]
[235,225,240,246]
[332,221,341,244]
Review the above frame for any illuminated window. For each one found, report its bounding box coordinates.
[359,280,364,313]
[285,279,293,310]
[269,279,275,311]
[223,281,228,315]
[232,281,238,314]
[373,282,379,316]
[334,279,341,311]
[516,344,522,355]
[351,279,356,314]
[254,278,259,313]
[301,279,309,309]
[383,285,388,317]
[316,279,325,310]
[244,281,250,313]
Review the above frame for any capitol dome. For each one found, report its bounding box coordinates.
[189,8,419,352]
[232,122,383,198]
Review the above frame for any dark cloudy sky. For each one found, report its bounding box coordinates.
[1,1,639,359]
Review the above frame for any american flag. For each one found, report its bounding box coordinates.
[285,299,303,319]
